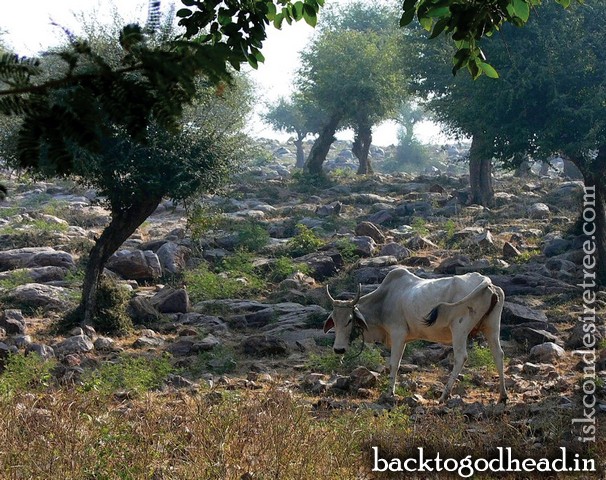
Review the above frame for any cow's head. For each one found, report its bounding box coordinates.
[324,284,368,354]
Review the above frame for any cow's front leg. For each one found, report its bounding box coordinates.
[388,337,407,395]
[439,330,468,403]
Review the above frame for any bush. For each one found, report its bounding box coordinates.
[80,354,174,396]
[286,224,325,257]
[268,256,309,282]
[61,278,133,336]
[467,344,496,370]
[235,221,270,252]
[184,262,265,302]
[307,344,384,374]
[0,353,56,398]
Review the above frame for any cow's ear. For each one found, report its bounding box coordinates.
[353,307,368,330]
[323,315,335,333]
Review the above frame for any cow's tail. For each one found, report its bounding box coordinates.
[424,279,497,327]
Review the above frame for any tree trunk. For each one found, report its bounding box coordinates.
[353,124,373,175]
[294,134,305,168]
[80,195,162,325]
[468,133,494,207]
[304,114,341,175]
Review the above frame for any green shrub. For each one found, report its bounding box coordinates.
[184,262,265,302]
[411,217,429,236]
[80,354,174,395]
[0,353,56,398]
[186,203,225,244]
[0,269,32,290]
[235,221,270,252]
[307,344,384,374]
[467,344,496,370]
[286,224,325,257]
[335,238,360,264]
[268,256,309,282]
[191,345,237,375]
[61,278,133,336]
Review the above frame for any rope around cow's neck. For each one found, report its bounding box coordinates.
[344,322,366,361]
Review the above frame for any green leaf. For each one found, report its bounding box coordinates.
[266,2,277,20]
[555,0,571,6]
[181,0,196,5]
[429,17,448,39]
[400,8,416,27]
[293,1,304,20]
[512,0,530,22]
[303,4,317,27]
[274,12,284,29]
[176,8,192,18]
[419,16,433,31]
[478,61,499,78]
[403,0,417,11]
[426,6,450,18]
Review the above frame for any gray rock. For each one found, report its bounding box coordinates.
[435,255,471,274]
[150,287,190,314]
[1,309,26,335]
[6,283,71,310]
[565,322,604,350]
[294,251,343,281]
[106,249,162,280]
[94,336,117,351]
[379,242,411,260]
[472,230,495,248]
[132,335,166,349]
[354,222,385,244]
[357,256,398,269]
[406,235,438,251]
[0,247,75,272]
[503,242,521,259]
[502,302,548,325]
[315,202,342,217]
[349,366,380,390]
[529,342,565,363]
[25,343,55,359]
[0,266,69,283]
[242,335,288,356]
[528,203,550,219]
[511,327,560,348]
[350,236,377,257]
[128,296,161,323]
[543,239,571,257]
[156,242,190,275]
[367,209,394,225]
[54,335,94,356]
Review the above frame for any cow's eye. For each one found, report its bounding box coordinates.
[345,315,353,327]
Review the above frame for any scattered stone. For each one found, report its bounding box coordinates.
[511,327,560,348]
[316,202,342,217]
[6,283,71,311]
[471,230,494,249]
[501,302,548,325]
[349,366,380,390]
[0,309,26,335]
[350,236,377,257]
[565,322,604,350]
[106,249,162,280]
[94,337,117,352]
[150,287,190,314]
[128,296,161,323]
[503,242,521,259]
[354,221,385,244]
[242,335,288,356]
[156,242,190,275]
[0,247,75,271]
[54,335,94,356]
[435,255,471,274]
[25,343,55,359]
[528,203,550,219]
[132,335,166,349]
[543,238,571,257]
[406,236,438,251]
[379,242,411,260]
[529,342,565,363]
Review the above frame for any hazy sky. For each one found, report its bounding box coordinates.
[1,0,443,146]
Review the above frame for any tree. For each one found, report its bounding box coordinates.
[414,1,606,283]
[263,94,324,167]
[299,2,407,174]
[399,0,580,78]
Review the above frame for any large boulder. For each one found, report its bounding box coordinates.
[54,335,94,356]
[501,302,548,325]
[150,287,190,314]
[0,309,26,335]
[242,335,288,356]
[156,242,190,275]
[354,221,385,244]
[106,249,162,280]
[6,283,71,311]
[528,203,550,220]
[0,247,75,272]
[0,266,68,284]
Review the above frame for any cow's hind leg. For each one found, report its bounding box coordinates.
[439,327,468,403]
[388,336,407,395]
[483,300,508,403]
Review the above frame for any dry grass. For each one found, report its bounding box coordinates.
[0,384,603,480]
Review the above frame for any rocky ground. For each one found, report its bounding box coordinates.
[0,140,605,475]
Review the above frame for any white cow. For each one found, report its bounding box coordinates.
[323,267,507,403]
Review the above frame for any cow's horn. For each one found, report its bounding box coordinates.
[351,283,362,305]
[326,285,336,303]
